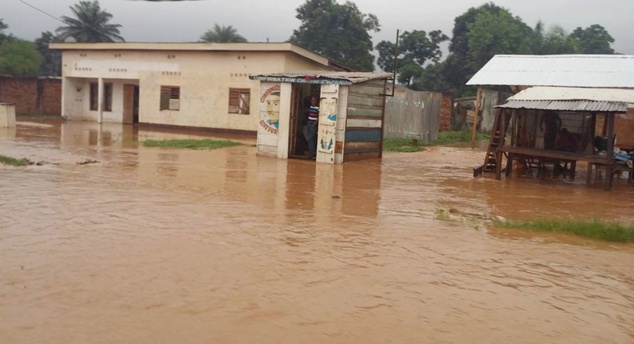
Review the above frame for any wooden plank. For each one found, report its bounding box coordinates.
[471,86,482,148]
[347,118,382,128]
[347,107,383,118]
[344,151,381,162]
[345,129,382,142]
[347,95,385,108]
[345,141,381,151]
[499,145,613,164]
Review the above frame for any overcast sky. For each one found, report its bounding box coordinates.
[4,0,634,57]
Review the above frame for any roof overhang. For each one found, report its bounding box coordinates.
[467,54,634,88]
[497,86,634,113]
[249,71,392,85]
[49,42,340,70]
[497,100,627,113]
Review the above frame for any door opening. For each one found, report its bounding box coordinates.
[289,84,320,159]
[123,84,140,124]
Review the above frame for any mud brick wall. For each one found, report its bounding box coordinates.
[0,76,61,116]
[615,108,634,148]
[439,93,452,131]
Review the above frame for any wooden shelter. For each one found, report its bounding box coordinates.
[249,71,391,164]
[480,87,633,190]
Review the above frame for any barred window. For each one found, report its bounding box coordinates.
[228,88,250,115]
[89,82,113,111]
[160,86,180,111]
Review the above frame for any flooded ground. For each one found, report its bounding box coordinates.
[1,118,633,344]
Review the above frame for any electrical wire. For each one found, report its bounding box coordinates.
[16,0,65,24]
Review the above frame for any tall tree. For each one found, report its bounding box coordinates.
[570,24,615,54]
[35,31,62,76]
[0,18,13,43]
[377,30,448,87]
[200,24,247,43]
[466,8,533,70]
[290,0,380,71]
[56,0,124,43]
[425,3,532,96]
[0,40,42,76]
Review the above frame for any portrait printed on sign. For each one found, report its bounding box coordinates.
[321,96,338,124]
[259,84,281,135]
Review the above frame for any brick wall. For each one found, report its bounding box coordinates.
[0,76,61,116]
[439,93,452,131]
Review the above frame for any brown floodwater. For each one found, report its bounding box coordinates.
[1,118,633,344]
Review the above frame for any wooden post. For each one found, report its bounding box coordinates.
[471,86,482,149]
[605,113,615,190]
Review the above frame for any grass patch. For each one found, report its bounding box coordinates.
[383,138,425,152]
[142,138,242,150]
[429,130,489,146]
[383,131,490,152]
[493,218,634,243]
[0,154,30,166]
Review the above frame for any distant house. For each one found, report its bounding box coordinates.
[49,42,347,132]
[467,55,634,190]
[466,54,634,138]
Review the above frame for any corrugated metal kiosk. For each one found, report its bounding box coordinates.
[249,71,392,164]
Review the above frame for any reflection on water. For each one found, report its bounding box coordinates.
[1,119,633,344]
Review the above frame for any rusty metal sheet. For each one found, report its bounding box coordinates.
[497,100,627,112]
[250,71,391,85]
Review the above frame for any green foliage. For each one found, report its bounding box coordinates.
[494,218,634,243]
[419,3,531,96]
[0,39,42,76]
[538,25,579,54]
[199,24,247,43]
[290,0,380,71]
[35,31,61,76]
[56,0,124,43]
[0,154,30,166]
[570,24,615,54]
[142,139,242,149]
[377,29,448,87]
[466,8,532,72]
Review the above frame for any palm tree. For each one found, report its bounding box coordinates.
[200,24,247,43]
[56,0,124,43]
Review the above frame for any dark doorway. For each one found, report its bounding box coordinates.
[123,84,140,124]
[289,84,320,159]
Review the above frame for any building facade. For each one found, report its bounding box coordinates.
[50,42,344,132]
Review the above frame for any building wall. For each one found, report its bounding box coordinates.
[0,76,61,115]
[615,107,634,148]
[60,49,332,131]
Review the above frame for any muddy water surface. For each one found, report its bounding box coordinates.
[1,119,633,343]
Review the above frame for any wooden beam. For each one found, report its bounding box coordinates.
[471,86,482,149]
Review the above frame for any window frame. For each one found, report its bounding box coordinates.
[160,86,180,111]
[228,88,251,115]
[89,82,113,112]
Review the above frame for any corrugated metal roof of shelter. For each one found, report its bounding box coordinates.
[509,87,634,104]
[466,55,634,88]
[249,71,392,85]
[497,100,627,112]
